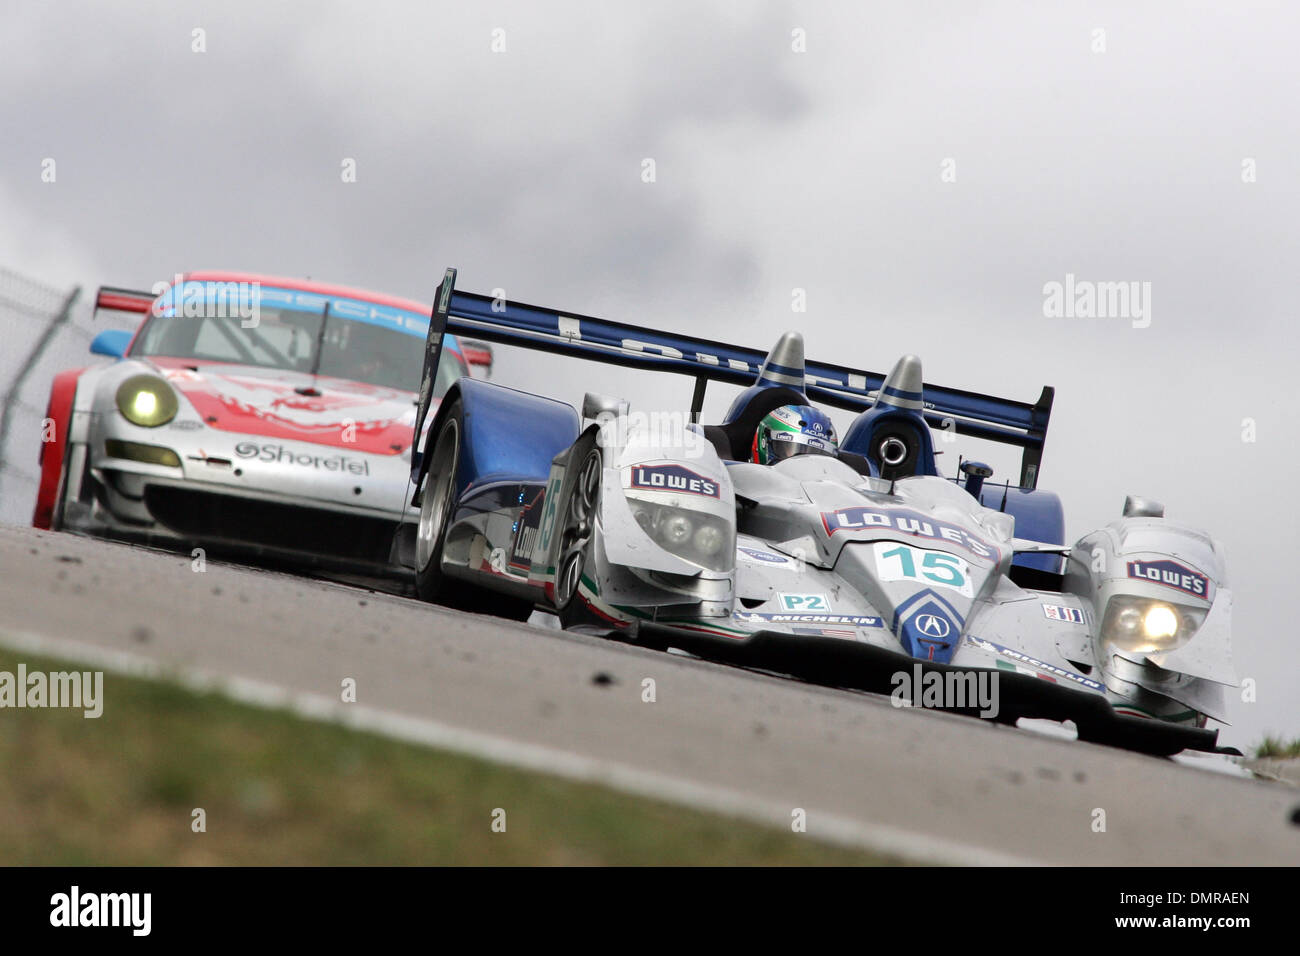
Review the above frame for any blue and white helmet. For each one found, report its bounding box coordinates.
[752,404,839,464]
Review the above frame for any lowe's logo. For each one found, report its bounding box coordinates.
[821,506,996,560]
[1127,560,1209,599]
[629,464,719,498]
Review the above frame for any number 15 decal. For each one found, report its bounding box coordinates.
[873,542,973,597]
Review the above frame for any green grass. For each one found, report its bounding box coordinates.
[0,648,897,865]
[1253,735,1300,760]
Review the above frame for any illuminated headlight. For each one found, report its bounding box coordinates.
[1101,595,1206,653]
[628,498,734,572]
[115,374,178,427]
[1142,605,1179,640]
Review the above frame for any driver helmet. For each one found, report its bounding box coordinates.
[751,404,839,464]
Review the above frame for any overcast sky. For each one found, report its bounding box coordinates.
[2,1,1297,748]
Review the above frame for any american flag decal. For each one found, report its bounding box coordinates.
[1041,603,1085,624]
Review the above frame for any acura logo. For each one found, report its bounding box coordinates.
[915,614,950,639]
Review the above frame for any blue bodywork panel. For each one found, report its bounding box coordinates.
[722,383,806,423]
[893,589,966,664]
[441,378,580,497]
[90,329,132,357]
[840,405,940,477]
[980,484,1066,574]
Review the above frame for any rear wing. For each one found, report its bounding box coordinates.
[93,286,154,317]
[411,268,1054,490]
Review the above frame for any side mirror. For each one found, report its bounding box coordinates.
[959,459,993,499]
[581,392,627,423]
[90,329,132,357]
[1122,495,1164,518]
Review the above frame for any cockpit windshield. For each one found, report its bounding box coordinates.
[131,284,467,394]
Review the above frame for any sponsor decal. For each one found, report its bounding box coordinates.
[792,626,857,639]
[873,541,973,597]
[915,613,951,639]
[158,282,430,338]
[508,487,547,571]
[891,589,967,664]
[804,418,832,439]
[821,505,998,560]
[778,593,830,611]
[234,441,370,475]
[734,611,884,628]
[1126,559,1210,599]
[535,472,564,561]
[659,351,935,409]
[737,546,792,565]
[1042,603,1085,624]
[628,463,720,498]
[994,659,1051,682]
[964,635,1104,691]
[769,431,837,454]
[896,595,963,662]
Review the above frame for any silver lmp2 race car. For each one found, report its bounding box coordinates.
[34,273,487,579]
[399,267,1237,756]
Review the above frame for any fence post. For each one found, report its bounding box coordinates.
[0,285,82,498]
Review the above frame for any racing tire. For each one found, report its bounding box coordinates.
[413,403,461,604]
[554,444,602,620]
[413,401,533,622]
[48,447,71,532]
[48,440,89,532]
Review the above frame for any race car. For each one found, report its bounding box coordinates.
[397,267,1238,756]
[33,272,488,580]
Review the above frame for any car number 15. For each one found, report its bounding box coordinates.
[872,542,973,597]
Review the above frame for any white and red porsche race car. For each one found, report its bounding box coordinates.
[32,272,489,579]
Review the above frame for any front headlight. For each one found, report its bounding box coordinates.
[116,374,178,427]
[1101,595,1206,653]
[628,498,734,572]
[104,439,181,467]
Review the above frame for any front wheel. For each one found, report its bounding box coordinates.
[554,445,602,612]
[413,403,461,603]
[413,401,534,622]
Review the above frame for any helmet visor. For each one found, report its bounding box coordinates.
[768,433,837,462]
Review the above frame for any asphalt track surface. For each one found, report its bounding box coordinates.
[2,523,1297,865]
